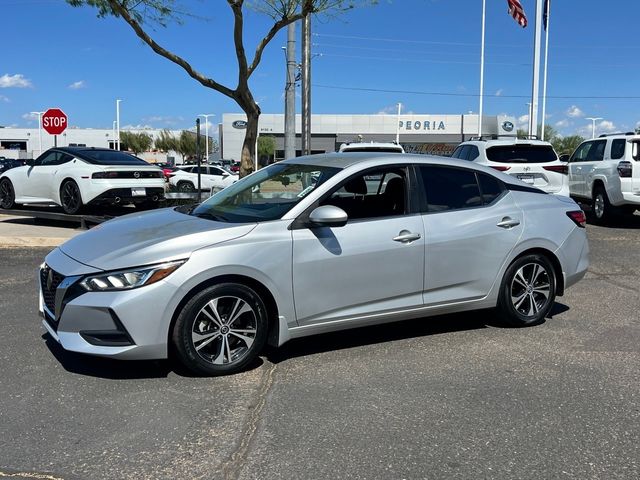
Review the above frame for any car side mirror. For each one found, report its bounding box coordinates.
[308,205,348,228]
[222,172,229,177]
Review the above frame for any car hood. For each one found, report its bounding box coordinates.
[59,208,257,271]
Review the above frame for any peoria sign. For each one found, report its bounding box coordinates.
[398,119,446,132]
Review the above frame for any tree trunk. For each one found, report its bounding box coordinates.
[239,111,258,178]
[236,88,260,178]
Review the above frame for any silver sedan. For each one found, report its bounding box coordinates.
[38,153,589,375]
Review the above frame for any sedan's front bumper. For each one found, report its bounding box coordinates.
[39,248,175,360]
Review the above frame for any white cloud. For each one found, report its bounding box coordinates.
[0,73,32,88]
[22,112,39,121]
[576,120,617,138]
[517,114,529,129]
[566,105,584,118]
[598,120,617,132]
[495,89,504,97]
[555,119,570,128]
[121,124,154,130]
[0,95,9,102]
[142,115,185,126]
[68,80,86,90]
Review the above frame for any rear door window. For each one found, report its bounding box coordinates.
[486,145,557,164]
[419,166,482,212]
[610,139,626,160]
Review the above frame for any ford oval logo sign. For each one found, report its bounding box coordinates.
[232,120,247,129]
[502,121,514,132]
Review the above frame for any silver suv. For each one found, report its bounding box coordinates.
[568,133,640,222]
[452,138,569,196]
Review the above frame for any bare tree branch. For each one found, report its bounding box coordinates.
[106,0,236,99]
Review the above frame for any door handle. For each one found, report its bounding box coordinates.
[393,230,421,243]
[496,217,520,229]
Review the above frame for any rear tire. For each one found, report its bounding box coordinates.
[60,180,83,215]
[0,178,16,209]
[177,181,195,193]
[172,283,268,376]
[496,254,556,327]
[592,185,613,224]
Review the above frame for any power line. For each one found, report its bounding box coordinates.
[314,32,640,51]
[313,84,640,100]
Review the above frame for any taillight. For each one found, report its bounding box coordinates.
[92,172,119,179]
[543,165,568,175]
[490,166,511,172]
[617,161,632,178]
[566,210,586,228]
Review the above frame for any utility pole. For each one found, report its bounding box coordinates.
[198,114,215,162]
[196,118,201,203]
[301,13,311,156]
[116,99,122,151]
[284,22,296,160]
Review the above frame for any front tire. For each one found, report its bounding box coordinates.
[496,254,556,327]
[172,283,268,376]
[0,178,16,209]
[60,180,83,215]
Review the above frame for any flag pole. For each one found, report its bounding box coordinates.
[478,0,486,137]
[541,0,550,140]
[530,0,544,138]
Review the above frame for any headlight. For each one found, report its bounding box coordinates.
[80,260,186,292]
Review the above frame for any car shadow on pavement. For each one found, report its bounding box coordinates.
[587,212,640,229]
[43,334,173,380]
[268,303,571,365]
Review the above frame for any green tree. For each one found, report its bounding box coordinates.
[176,130,198,163]
[66,1,373,177]
[154,129,178,153]
[257,135,277,167]
[119,131,153,155]
[552,135,584,156]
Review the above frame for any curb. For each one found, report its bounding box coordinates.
[0,237,71,248]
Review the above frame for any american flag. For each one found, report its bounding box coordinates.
[507,0,528,28]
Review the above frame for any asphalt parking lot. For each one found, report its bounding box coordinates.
[1,216,639,480]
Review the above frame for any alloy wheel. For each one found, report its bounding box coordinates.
[61,181,81,214]
[510,262,551,317]
[594,193,605,219]
[0,179,15,209]
[191,296,258,366]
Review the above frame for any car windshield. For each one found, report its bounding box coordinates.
[486,145,557,164]
[75,149,150,166]
[189,163,340,223]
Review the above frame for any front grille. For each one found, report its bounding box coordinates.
[40,264,64,317]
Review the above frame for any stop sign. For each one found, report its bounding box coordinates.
[42,108,68,135]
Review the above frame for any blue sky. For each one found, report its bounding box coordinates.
[1,0,638,138]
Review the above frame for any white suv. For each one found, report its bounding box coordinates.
[568,133,640,222]
[338,142,405,153]
[451,138,569,196]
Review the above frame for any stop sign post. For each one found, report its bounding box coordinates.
[42,108,67,145]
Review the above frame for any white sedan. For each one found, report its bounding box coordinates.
[0,147,165,214]
[169,165,238,193]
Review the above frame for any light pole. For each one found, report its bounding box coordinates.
[586,117,603,139]
[116,99,122,150]
[395,103,402,144]
[112,121,116,149]
[526,103,532,138]
[198,114,215,162]
[30,111,44,157]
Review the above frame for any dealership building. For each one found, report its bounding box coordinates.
[1,112,516,163]
[221,113,516,161]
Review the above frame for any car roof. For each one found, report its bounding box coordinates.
[460,138,553,147]
[280,152,522,182]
